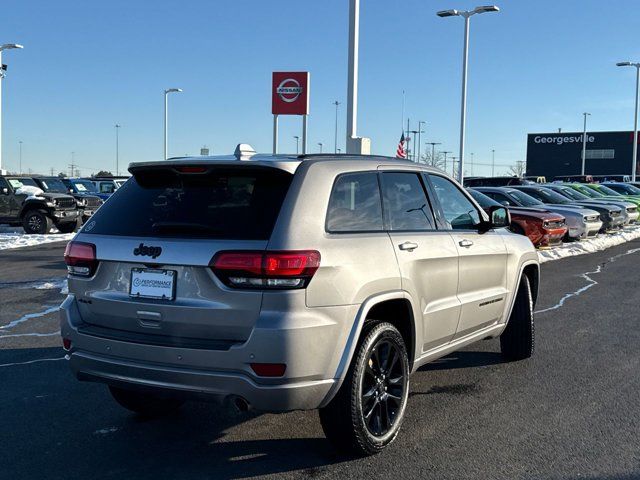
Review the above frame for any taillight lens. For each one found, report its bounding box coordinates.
[64,241,98,277]
[211,250,320,289]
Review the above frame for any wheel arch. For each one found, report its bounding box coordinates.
[319,291,417,408]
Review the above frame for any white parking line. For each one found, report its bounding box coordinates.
[0,331,60,339]
[0,306,59,330]
[0,357,65,368]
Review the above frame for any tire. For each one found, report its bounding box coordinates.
[500,274,534,361]
[108,386,185,417]
[56,219,80,233]
[319,321,410,456]
[22,210,52,234]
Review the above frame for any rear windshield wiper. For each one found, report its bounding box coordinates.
[151,221,223,235]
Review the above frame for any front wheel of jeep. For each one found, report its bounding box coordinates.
[22,210,52,235]
[319,321,410,456]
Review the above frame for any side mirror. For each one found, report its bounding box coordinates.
[489,205,510,229]
[0,187,8,195]
[499,200,510,206]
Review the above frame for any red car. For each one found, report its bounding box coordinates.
[469,189,567,248]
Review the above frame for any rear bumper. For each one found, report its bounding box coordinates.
[60,294,354,411]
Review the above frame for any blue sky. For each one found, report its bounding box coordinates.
[2,0,640,176]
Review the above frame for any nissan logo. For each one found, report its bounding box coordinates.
[276,78,303,103]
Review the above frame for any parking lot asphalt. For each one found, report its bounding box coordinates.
[1,240,639,480]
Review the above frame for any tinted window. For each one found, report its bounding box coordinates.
[468,188,501,209]
[71,180,98,193]
[83,167,292,240]
[430,175,480,230]
[326,172,383,232]
[505,189,543,207]
[380,173,435,231]
[7,178,38,189]
[38,178,68,193]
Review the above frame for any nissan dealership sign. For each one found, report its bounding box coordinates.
[272,72,310,115]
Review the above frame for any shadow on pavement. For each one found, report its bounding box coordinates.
[0,347,350,479]
[420,351,505,371]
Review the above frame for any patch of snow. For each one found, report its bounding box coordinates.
[0,357,65,368]
[0,225,73,250]
[538,226,640,263]
[15,185,44,197]
[0,306,59,330]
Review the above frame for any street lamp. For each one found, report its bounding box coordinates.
[581,112,591,176]
[427,142,441,166]
[0,43,24,172]
[294,136,300,154]
[442,151,452,172]
[115,124,121,175]
[491,148,496,176]
[417,121,426,162]
[436,5,499,183]
[333,100,341,153]
[164,88,182,160]
[318,142,324,153]
[616,61,640,181]
[18,140,22,174]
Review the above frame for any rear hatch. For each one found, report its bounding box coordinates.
[69,164,294,348]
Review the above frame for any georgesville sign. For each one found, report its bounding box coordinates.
[272,72,310,116]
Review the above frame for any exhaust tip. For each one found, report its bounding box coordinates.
[229,396,251,413]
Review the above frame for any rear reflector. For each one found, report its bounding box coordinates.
[211,250,320,289]
[64,241,98,277]
[250,363,286,377]
[62,338,72,351]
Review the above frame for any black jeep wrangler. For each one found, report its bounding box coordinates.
[32,176,103,223]
[0,175,81,234]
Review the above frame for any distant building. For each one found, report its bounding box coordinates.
[526,131,639,179]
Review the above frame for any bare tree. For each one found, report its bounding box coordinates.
[508,161,526,177]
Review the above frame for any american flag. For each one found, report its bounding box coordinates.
[396,133,407,159]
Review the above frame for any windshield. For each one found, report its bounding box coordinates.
[8,178,38,189]
[468,189,501,209]
[557,186,589,200]
[507,189,543,207]
[608,183,640,194]
[71,179,98,193]
[575,185,604,198]
[596,184,623,196]
[529,188,571,204]
[38,178,68,193]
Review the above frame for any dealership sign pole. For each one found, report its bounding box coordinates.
[0,44,23,173]
[616,62,640,181]
[272,72,310,155]
[581,112,590,175]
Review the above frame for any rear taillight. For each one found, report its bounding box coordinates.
[211,250,320,289]
[64,241,98,277]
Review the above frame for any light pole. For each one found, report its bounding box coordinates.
[318,142,323,153]
[469,152,474,175]
[18,140,22,173]
[0,43,24,172]
[437,6,499,183]
[346,0,360,153]
[442,151,452,172]
[450,156,458,177]
[409,131,419,161]
[427,142,441,166]
[491,148,496,176]
[115,124,121,175]
[294,136,300,154]
[417,121,426,162]
[333,100,341,153]
[164,88,182,160]
[616,62,640,181]
[581,112,591,175]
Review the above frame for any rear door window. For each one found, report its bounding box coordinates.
[326,172,383,232]
[380,172,436,231]
[83,167,293,240]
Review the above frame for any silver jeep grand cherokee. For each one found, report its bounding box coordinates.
[60,146,539,455]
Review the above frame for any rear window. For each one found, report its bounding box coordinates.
[83,167,292,239]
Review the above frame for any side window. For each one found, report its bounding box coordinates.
[429,175,481,230]
[0,177,9,191]
[100,183,115,193]
[484,191,510,206]
[326,172,383,232]
[380,172,435,231]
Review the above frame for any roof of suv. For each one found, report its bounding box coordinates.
[128,152,442,176]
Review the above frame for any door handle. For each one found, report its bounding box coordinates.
[459,239,474,248]
[398,241,418,251]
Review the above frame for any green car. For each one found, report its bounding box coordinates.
[566,183,640,208]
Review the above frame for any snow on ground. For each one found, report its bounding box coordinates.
[0,225,74,251]
[538,225,640,263]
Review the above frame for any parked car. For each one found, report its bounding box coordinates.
[87,176,129,195]
[0,175,81,234]
[582,183,640,207]
[542,183,631,229]
[468,188,567,247]
[601,182,640,196]
[61,178,111,202]
[509,185,626,232]
[464,176,530,187]
[553,175,594,183]
[32,177,103,223]
[473,186,602,240]
[61,148,540,456]
[593,175,631,183]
